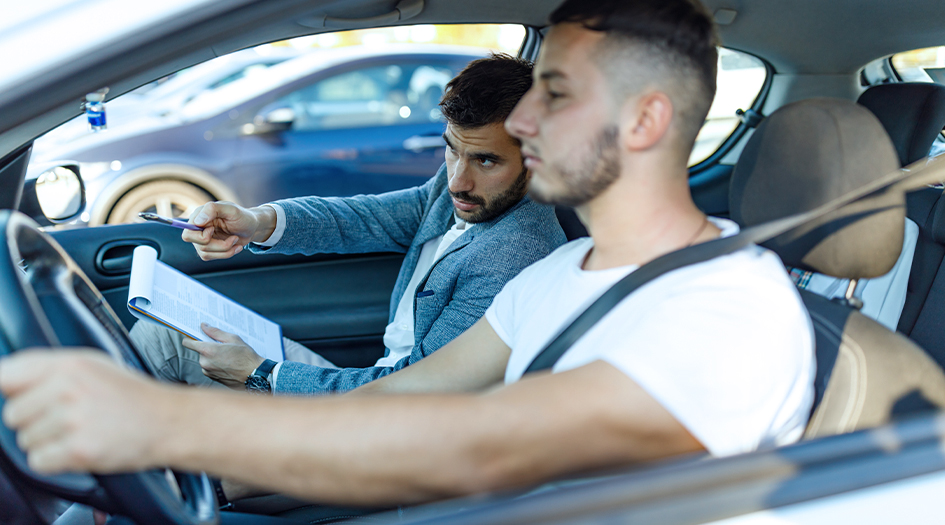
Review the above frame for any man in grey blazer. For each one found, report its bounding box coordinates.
[129,54,567,395]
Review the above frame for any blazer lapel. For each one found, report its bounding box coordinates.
[415,229,477,292]
[389,186,456,320]
[414,189,456,246]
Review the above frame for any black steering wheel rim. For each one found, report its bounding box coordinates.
[0,210,218,525]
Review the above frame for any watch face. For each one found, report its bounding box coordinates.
[245,375,271,394]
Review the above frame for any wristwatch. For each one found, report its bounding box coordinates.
[244,359,277,394]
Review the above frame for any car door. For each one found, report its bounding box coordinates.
[37,220,401,368]
[228,54,477,206]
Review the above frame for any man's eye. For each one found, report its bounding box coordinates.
[479,158,496,168]
[547,90,564,100]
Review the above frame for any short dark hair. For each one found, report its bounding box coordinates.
[440,53,533,129]
[550,0,719,150]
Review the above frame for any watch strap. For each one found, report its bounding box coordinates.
[244,359,277,394]
[211,477,233,510]
[252,358,277,379]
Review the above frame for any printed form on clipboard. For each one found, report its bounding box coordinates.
[127,246,284,362]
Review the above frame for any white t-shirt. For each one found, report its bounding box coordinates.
[484,217,815,457]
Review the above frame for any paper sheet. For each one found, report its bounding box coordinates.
[128,246,283,361]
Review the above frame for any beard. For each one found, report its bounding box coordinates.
[528,125,621,207]
[450,166,529,224]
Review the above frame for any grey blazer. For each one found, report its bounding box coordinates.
[250,164,566,395]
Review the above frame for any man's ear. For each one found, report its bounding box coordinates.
[623,92,674,151]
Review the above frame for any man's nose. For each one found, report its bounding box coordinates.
[506,88,539,141]
[448,160,474,193]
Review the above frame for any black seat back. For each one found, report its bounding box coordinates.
[899,188,945,368]
[554,206,588,241]
[857,82,945,167]
[855,83,945,370]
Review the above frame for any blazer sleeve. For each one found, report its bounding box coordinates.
[247,167,443,256]
[273,361,402,395]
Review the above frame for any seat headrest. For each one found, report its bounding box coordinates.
[730,98,902,279]
[857,82,945,167]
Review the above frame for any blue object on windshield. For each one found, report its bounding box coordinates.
[85,89,109,131]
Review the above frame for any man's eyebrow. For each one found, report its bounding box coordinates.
[539,70,566,82]
[442,132,505,163]
[472,151,503,163]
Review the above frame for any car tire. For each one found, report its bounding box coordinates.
[107,180,213,225]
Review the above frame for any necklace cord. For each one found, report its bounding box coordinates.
[685,217,710,248]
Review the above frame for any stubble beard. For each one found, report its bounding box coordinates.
[528,125,621,208]
[451,166,529,224]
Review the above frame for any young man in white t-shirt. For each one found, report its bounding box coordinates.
[0,0,814,506]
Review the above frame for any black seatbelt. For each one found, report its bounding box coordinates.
[523,160,937,374]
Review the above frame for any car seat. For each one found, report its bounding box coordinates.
[858,83,945,168]
[898,189,945,371]
[554,206,588,241]
[789,83,945,330]
[729,98,945,438]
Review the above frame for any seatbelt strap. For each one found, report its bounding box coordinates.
[523,157,944,374]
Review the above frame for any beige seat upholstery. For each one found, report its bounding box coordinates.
[803,301,945,438]
[729,98,945,438]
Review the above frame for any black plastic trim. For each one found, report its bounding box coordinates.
[518,26,542,62]
[94,240,161,276]
[1,144,31,212]
[889,55,906,83]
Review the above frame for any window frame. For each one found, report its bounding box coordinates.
[689,51,774,176]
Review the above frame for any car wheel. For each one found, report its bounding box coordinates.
[107,180,213,225]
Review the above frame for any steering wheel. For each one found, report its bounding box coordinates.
[0,210,219,525]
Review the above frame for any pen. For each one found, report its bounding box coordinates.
[138,212,204,231]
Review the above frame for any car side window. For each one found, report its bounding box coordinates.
[207,63,275,90]
[689,48,768,166]
[276,62,457,131]
[891,46,945,82]
[888,47,945,159]
[22,24,526,228]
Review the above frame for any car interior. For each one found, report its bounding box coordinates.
[5,0,945,524]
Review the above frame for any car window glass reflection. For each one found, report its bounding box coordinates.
[278,63,457,131]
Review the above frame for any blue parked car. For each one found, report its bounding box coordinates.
[28,45,483,226]
[30,46,300,164]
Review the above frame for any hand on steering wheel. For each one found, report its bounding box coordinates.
[2,351,176,474]
[0,211,218,525]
